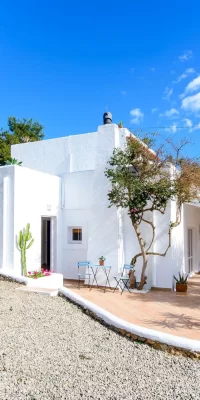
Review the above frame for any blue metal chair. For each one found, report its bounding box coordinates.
[113,264,135,295]
[77,261,91,289]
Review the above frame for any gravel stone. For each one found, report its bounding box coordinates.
[0,280,199,400]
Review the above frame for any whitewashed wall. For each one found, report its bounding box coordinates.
[11,131,98,279]
[0,167,15,270]
[11,132,97,175]
[183,204,200,273]
[123,205,174,290]
[9,124,198,287]
[13,166,61,274]
[60,170,94,279]
[87,125,127,287]
[11,125,129,282]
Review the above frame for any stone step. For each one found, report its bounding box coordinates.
[16,286,58,296]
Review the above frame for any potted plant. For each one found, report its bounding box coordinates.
[118,121,123,128]
[99,256,106,266]
[173,272,188,293]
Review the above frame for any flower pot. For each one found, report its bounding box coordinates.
[99,260,104,266]
[176,283,187,293]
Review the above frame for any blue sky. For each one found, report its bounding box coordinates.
[0,0,200,157]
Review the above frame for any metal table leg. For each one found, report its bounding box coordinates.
[90,267,100,289]
[102,267,112,292]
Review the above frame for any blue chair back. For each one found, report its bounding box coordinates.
[77,261,90,276]
[123,264,134,270]
[77,262,91,287]
[77,262,90,267]
[123,264,134,276]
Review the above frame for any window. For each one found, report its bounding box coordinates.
[68,227,83,244]
[72,228,82,242]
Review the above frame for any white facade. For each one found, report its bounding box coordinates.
[0,123,199,288]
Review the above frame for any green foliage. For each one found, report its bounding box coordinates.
[17,223,34,276]
[105,136,176,224]
[173,272,188,284]
[118,121,123,128]
[140,135,155,148]
[0,117,44,166]
[99,256,106,261]
[4,158,22,166]
[28,270,51,278]
[105,132,200,289]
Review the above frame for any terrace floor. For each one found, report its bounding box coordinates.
[64,274,200,341]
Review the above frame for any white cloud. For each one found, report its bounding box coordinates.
[121,91,127,96]
[190,123,200,132]
[150,67,156,72]
[163,87,173,100]
[183,118,193,128]
[186,68,196,74]
[173,73,187,83]
[178,50,193,62]
[159,108,179,117]
[130,108,144,124]
[173,68,195,84]
[171,124,177,133]
[165,124,178,133]
[152,107,158,113]
[181,92,200,112]
[183,75,200,95]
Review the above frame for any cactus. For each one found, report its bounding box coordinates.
[17,223,34,276]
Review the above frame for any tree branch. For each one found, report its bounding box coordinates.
[142,218,155,252]
[131,223,172,264]
[146,225,172,257]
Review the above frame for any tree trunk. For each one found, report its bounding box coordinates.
[137,259,147,290]
[129,270,136,289]
[132,222,148,290]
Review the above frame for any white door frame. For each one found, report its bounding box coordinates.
[187,226,196,274]
[41,216,57,272]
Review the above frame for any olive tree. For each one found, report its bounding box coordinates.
[105,134,200,290]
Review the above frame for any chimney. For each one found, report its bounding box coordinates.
[103,112,112,125]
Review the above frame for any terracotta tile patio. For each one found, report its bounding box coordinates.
[64,275,200,341]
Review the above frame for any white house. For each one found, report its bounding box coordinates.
[0,119,199,289]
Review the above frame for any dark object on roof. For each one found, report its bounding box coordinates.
[103,112,112,125]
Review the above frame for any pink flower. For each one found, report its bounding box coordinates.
[28,272,31,275]
[35,271,38,275]
[51,270,54,273]
[45,269,48,272]
[45,272,50,276]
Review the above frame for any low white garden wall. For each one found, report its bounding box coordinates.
[26,273,63,289]
[59,287,200,354]
[0,270,63,290]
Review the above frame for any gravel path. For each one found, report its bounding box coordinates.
[0,280,199,400]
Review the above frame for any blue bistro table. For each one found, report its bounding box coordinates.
[90,264,112,292]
